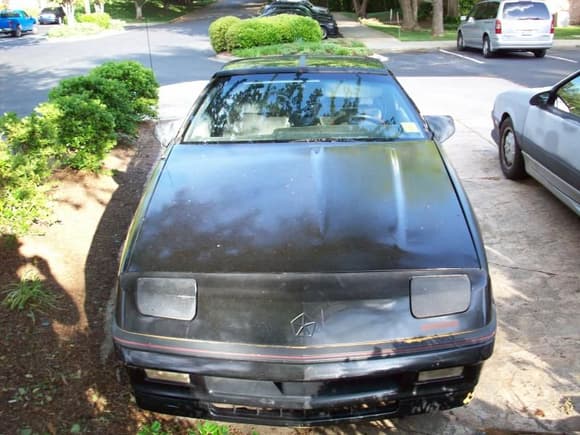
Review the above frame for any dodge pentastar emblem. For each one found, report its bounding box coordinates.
[291,312,317,337]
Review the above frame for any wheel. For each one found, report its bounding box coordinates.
[533,49,546,58]
[320,25,328,40]
[499,117,526,179]
[12,25,22,37]
[457,32,465,51]
[482,35,493,58]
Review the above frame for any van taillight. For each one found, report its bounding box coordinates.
[495,19,502,34]
[550,16,554,34]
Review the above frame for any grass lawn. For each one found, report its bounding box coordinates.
[107,0,214,23]
[361,18,457,41]
[233,39,371,57]
[554,25,580,39]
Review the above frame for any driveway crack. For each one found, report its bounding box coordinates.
[488,261,557,277]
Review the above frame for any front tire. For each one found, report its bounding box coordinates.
[320,25,328,40]
[482,35,493,58]
[499,117,526,179]
[457,32,465,51]
[533,49,546,58]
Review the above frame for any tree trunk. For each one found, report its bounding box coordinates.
[84,0,91,14]
[63,1,76,24]
[447,0,458,17]
[399,0,417,30]
[432,0,444,36]
[411,0,418,21]
[135,2,143,20]
[352,0,361,17]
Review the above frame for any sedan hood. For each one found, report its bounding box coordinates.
[125,141,478,274]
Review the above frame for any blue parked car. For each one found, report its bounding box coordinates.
[0,9,37,37]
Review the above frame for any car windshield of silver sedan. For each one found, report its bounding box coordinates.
[183,73,428,143]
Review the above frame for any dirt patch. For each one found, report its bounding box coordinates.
[0,122,163,433]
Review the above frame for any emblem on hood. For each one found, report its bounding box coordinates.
[291,312,317,337]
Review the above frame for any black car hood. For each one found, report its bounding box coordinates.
[125,141,478,274]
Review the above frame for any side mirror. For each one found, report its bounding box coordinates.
[424,115,455,143]
[460,15,467,22]
[155,118,182,147]
[530,91,550,107]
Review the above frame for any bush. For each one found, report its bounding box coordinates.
[225,15,321,51]
[78,12,112,29]
[418,2,432,21]
[209,16,240,53]
[47,22,102,38]
[50,96,117,170]
[90,60,158,120]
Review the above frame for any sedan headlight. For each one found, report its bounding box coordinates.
[410,275,471,318]
[136,277,197,321]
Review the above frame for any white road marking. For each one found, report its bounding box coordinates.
[439,49,486,65]
[546,55,578,64]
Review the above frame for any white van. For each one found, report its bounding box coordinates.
[457,0,553,58]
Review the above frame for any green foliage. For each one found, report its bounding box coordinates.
[50,96,117,170]
[459,0,477,16]
[209,16,240,53]
[196,421,228,435]
[233,39,370,57]
[224,15,321,51]
[91,60,159,120]
[47,22,103,38]
[78,12,112,28]
[2,271,55,313]
[418,2,432,21]
[0,61,159,234]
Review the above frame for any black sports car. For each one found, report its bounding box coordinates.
[113,55,496,426]
[260,1,339,38]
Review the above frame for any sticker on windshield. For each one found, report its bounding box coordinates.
[401,122,420,133]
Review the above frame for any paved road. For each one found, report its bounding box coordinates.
[384,47,580,87]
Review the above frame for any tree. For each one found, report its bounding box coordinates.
[94,0,105,13]
[432,0,444,36]
[399,0,418,29]
[61,0,76,24]
[352,0,370,18]
[134,0,149,19]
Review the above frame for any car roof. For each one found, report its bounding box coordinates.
[218,55,388,76]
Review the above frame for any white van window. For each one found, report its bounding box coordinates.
[502,2,550,20]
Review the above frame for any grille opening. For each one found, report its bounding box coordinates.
[209,400,398,420]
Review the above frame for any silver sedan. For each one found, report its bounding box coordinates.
[492,70,580,215]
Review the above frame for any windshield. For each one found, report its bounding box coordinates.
[183,72,427,143]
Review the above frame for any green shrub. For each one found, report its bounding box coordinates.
[50,95,117,170]
[47,22,102,38]
[209,16,240,53]
[90,60,158,120]
[78,12,112,29]
[225,15,321,51]
[49,75,138,135]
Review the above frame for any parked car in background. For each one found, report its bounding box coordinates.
[457,0,554,58]
[260,0,339,38]
[113,55,496,426]
[492,70,579,215]
[38,6,66,25]
[0,9,37,37]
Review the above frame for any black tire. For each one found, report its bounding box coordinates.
[533,49,546,58]
[12,25,22,37]
[482,35,493,58]
[457,32,465,51]
[320,25,328,40]
[499,117,526,179]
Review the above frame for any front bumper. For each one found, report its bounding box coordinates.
[114,316,495,426]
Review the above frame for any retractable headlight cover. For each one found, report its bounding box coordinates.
[410,275,471,318]
[136,277,197,321]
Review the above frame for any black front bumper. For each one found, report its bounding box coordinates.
[116,331,494,426]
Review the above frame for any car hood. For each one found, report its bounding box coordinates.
[125,141,478,274]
